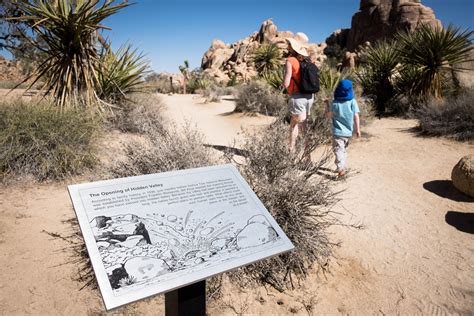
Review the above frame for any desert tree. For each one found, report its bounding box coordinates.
[396,24,473,99]
[179,60,190,94]
[355,40,400,114]
[10,0,130,111]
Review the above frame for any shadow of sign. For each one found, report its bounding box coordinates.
[445,211,474,234]
[423,180,474,203]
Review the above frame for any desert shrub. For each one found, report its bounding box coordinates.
[234,80,286,116]
[226,74,240,87]
[200,84,233,103]
[113,120,217,177]
[146,73,179,94]
[356,96,376,126]
[108,93,166,136]
[309,92,333,142]
[225,120,340,291]
[0,81,29,89]
[414,90,474,141]
[0,99,100,181]
[187,74,213,94]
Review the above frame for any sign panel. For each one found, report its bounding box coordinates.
[68,164,294,310]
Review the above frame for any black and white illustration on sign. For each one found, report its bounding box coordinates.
[68,164,294,310]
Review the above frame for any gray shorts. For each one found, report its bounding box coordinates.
[288,93,314,115]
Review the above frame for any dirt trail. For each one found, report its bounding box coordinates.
[0,94,472,315]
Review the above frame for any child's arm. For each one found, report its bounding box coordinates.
[354,112,361,138]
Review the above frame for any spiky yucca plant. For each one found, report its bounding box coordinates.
[319,63,352,94]
[355,40,400,113]
[13,0,130,111]
[253,42,282,76]
[262,65,285,90]
[396,24,473,99]
[97,44,149,103]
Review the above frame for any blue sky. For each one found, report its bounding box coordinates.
[2,0,473,73]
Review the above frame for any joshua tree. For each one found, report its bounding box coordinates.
[10,0,130,111]
[396,24,473,99]
[179,60,190,94]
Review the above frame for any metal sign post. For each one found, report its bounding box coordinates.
[165,281,206,316]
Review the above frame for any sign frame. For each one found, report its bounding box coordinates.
[68,164,294,310]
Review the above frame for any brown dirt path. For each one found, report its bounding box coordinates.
[0,94,472,315]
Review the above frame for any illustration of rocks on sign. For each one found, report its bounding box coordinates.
[90,211,279,291]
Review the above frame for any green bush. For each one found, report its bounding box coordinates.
[0,99,100,181]
[415,90,474,141]
[234,80,286,116]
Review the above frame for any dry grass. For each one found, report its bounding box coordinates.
[0,98,100,181]
[415,90,474,141]
[110,95,217,177]
[225,120,347,291]
[107,93,167,136]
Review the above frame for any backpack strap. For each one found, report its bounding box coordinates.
[291,75,301,92]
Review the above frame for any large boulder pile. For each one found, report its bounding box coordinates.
[201,19,327,85]
[452,155,474,198]
[325,0,441,65]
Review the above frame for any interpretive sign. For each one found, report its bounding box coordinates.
[68,164,294,310]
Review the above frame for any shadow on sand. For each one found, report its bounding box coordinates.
[445,211,474,234]
[423,180,474,203]
[204,144,249,157]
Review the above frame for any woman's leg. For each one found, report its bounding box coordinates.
[289,113,306,152]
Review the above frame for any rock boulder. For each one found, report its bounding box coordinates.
[345,0,441,51]
[452,155,474,197]
[201,19,327,84]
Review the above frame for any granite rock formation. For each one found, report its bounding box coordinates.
[325,0,441,66]
[201,19,327,84]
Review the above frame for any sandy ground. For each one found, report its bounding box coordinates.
[1,93,473,315]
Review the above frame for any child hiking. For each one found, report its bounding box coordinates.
[325,79,361,177]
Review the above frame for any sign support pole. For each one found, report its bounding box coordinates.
[165,280,206,316]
